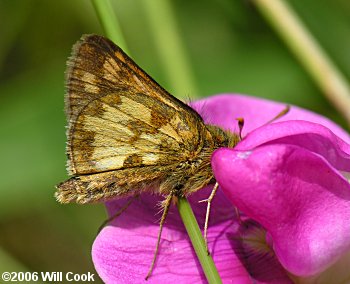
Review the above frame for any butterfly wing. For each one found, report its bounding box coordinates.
[56,35,208,203]
[66,34,206,175]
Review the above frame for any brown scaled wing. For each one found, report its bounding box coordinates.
[56,35,208,204]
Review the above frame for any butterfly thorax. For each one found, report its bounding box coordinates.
[166,124,239,197]
[206,124,239,149]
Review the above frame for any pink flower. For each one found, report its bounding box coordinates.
[93,94,350,283]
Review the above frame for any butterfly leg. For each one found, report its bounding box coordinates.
[199,182,219,254]
[234,206,243,225]
[97,196,136,233]
[145,192,173,280]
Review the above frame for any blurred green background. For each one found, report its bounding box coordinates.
[0,0,349,282]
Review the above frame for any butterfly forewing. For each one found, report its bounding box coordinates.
[58,34,209,203]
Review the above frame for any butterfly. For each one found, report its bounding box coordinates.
[56,34,239,278]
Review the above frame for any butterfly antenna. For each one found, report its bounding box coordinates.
[145,193,173,280]
[264,105,290,125]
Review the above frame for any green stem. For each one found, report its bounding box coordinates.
[90,0,130,54]
[253,0,350,126]
[141,0,199,99]
[177,197,222,284]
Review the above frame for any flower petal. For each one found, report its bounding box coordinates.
[93,94,349,283]
[92,189,292,283]
[235,120,350,172]
[212,145,350,276]
[92,190,240,283]
[191,94,350,143]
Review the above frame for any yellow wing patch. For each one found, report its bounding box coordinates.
[68,93,197,175]
[82,73,100,93]
[119,96,152,123]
